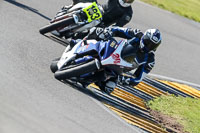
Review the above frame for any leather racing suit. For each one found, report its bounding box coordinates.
[101,0,133,27]
[104,26,155,86]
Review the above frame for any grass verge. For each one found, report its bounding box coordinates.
[140,0,200,23]
[147,95,200,133]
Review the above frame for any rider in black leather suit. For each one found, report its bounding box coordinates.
[101,0,134,27]
[53,0,134,38]
[69,0,134,27]
[61,0,134,39]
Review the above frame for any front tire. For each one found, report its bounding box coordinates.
[54,59,100,80]
[39,17,75,35]
[50,58,60,73]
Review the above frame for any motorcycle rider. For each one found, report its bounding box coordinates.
[61,0,134,27]
[53,0,134,39]
[69,26,162,93]
[101,0,134,27]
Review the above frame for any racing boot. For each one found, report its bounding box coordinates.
[104,81,116,94]
[98,81,116,94]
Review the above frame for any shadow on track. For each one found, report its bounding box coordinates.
[4,0,51,21]
[60,80,154,122]
[44,34,70,47]
[58,79,177,133]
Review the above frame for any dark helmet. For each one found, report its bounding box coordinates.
[140,29,162,52]
[119,0,135,7]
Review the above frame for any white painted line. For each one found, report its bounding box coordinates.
[148,73,200,89]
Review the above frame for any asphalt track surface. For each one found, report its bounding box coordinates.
[0,0,200,133]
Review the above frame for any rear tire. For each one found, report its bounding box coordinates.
[39,17,74,35]
[54,59,99,80]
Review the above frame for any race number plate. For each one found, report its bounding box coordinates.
[83,2,102,23]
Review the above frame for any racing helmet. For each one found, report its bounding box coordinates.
[140,29,162,52]
[119,0,134,7]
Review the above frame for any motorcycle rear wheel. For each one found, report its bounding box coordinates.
[39,17,74,35]
[54,59,100,80]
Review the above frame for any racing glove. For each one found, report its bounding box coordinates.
[99,27,113,40]
[87,27,104,40]
[87,27,113,41]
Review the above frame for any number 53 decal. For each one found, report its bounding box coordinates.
[83,2,103,23]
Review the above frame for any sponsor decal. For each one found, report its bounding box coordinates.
[110,42,116,48]
[112,53,121,64]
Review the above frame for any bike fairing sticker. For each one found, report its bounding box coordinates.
[112,53,121,64]
[101,40,133,68]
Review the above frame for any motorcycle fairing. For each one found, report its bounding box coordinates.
[75,40,99,54]
[74,39,117,60]
[57,41,83,69]
[101,40,119,60]
[57,40,100,67]
[57,39,137,78]
[101,40,134,68]
[56,39,117,71]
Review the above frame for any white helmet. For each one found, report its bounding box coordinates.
[140,29,162,52]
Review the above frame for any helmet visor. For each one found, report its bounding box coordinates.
[142,36,158,52]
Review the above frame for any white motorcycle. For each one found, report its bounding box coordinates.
[50,36,137,92]
[39,2,104,38]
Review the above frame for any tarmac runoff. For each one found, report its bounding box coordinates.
[88,74,200,133]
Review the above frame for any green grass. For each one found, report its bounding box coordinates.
[147,95,200,133]
[140,0,200,22]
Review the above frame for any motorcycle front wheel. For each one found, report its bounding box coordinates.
[50,57,61,73]
[39,17,74,35]
[54,59,100,80]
